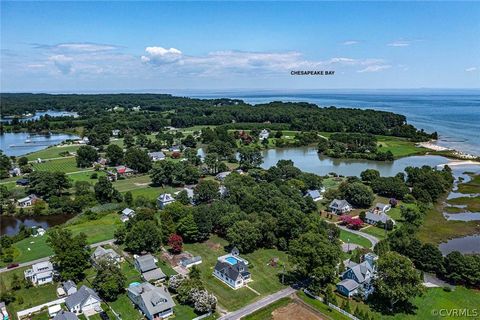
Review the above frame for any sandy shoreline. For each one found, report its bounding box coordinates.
[417,141,452,151]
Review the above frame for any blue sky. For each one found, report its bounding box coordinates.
[1,1,479,92]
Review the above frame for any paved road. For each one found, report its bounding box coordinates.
[336,224,380,249]
[0,238,115,274]
[218,287,297,320]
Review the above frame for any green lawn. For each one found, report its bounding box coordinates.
[339,230,372,248]
[108,293,143,320]
[376,136,427,158]
[0,266,58,320]
[67,170,105,183]
[173,300,199,320]
[111,175,179,200]
[32,157,89,173]
[26,145,80,161]
[4,213,120,266]
[243,297,292,320]
[184,235,291,311]
[362,226,388,240]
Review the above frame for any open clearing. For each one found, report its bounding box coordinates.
[272,302,323,320]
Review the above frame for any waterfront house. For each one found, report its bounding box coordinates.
[134,254,166,282]
[259,129,270,140]
[53,310,79,320]
[157,193,175,209]
[17,194,39,208]
[364,203,394,226]
[148,151,166,161]
[329,199,352,214]
[127,282,175,320]
[91,246,123,266]
[24,261,54,286]
[336,253,378,299]
[213,248,251,289]
[65,285,102,315]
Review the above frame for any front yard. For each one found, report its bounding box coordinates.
[184,235,292,312]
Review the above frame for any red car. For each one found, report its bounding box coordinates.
[7,263,19,269]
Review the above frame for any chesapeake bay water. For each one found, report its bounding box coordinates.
[191,89,480,156]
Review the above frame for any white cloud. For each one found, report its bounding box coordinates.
[49,55,74,74]
[342,40,359,46]
[357,65,391,73]
[387,40,411,47]
[465,67,477,72]
[141,47,183,64]
[140,46,388,76]
[34,42,119,53]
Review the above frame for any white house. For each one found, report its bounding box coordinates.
[157,193,175,209]
[120,207,135,222]
[127,282,175,320]
[91,246,123,265]
[305,189,324,202]
[17,194,39,208]
[148,151,166,161]
[57,280,77,297]
[213,248,251,289]
[329,199,352,214]
[65,285,102,315]
[24,261,54,286]
[259,129,270,140]
[112,129,120,137]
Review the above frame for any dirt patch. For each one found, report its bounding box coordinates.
[272,302,324,320]
[206,240,222,251]
[134,182,150,186]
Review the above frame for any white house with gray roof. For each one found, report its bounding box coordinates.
[336,253,378,299]
[65,285,102,315]
[364,203,394,226]
[157,193,175,209]
[305,188,325,202]
[134,254,166,282]
[148,151,166,161]
[24,261,54,286]
[213,248,251,289]
[329,199,352,214]
[127,282,175,320]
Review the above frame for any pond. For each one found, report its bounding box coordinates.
[1,132,79,157]
[439,235,480,255]
[0,214,74,236]
[199,147,451,177]
[1,110,78,122]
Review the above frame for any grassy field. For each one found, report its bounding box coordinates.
[376,136,427,158]
[184,235,291,311]
[25,145,80,161]
[3,213,120,266]
[111,175,179,200]
[32,157,89,173]
[457,173,480,194]
[339,230,372,248]
[243,297,293,320]
[300,287,480,320]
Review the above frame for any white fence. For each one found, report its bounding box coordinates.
[17,297,66,319]
[303,289,359,320]
[193,311,212,320]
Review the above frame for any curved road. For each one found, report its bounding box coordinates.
[0,238,115,274]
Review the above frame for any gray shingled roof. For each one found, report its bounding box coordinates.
[62,280,76,292]
[142,268,166,281]
[365,211,391,224]
[65,286,101,310]
[329,199,351,209]
[306,189,321,199]
[214,260,249,281]
[53,311,79,320]
[127,283,175,317]
[337,279,359,292]
[136,254,157,272]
